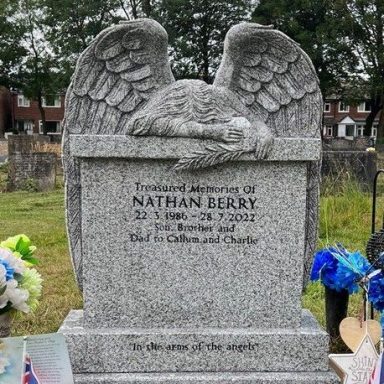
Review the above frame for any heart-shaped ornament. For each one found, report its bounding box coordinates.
[339,317,381,352]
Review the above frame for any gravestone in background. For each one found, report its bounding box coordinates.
[59,19,338,383]
[7,135,56,191]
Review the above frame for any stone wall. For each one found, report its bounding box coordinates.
[7,135,56,191]
[322,151,377,189]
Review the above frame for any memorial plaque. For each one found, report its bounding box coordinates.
[60,19,338,383]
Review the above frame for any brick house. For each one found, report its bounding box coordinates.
[11,90,65,136]
[6,90,382,141]
[323,97,380,140]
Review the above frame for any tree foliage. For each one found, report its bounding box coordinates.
[253,0,384,137]
[154,0,253,82]
[0,0,63,134]
[0,0,27,88]
[2,0,384,137]
[42,0,123,87]
[332,0,384,135]
[252,0,357,96]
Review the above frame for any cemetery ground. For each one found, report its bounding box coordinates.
[0,162,383,352]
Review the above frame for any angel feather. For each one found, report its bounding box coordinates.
[63,18,322,289]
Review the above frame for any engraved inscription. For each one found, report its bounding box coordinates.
[131,341,259,353]
[127,182,261,246]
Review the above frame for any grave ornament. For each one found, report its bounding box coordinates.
[63,18,322,289]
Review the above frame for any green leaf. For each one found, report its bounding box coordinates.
[21,255,38,265]
[13,273,23,282]
[0,236,17,251]
[28,246,37,255]
[0,285,7,296]
[14,235,31,256]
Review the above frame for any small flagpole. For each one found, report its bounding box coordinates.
[21,336,27,384]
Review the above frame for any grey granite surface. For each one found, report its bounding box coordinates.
[60,309,330,373]
[69,135,321,161]
[63,19,323,292]
[73,372,339,384]
[60,18,333,384]
[80,159,306,329]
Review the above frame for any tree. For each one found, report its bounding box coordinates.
[253,0,384,139]
[0,0,27,88]
[16,0,64,135]
[118,0,153,19]
[331,0,384,137]
[252,0,357,96]
[154,0,253,83]
[0,0,62,134]
[43,0,123,87]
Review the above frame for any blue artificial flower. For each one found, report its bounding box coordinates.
[334,251,371,294]
[311,246,372,293]
[368,272,384,312]
[0,259,14,281]
[311,247,339,282]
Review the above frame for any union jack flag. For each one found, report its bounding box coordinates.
[369,352,384,384]
[23,355,41,384]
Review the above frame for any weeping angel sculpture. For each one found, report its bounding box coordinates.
[63,19,322,290]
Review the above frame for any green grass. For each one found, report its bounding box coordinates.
[303,177,384,351]
[0,188,82,335]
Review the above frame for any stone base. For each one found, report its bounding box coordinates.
[60,309,336,380]
[73,372,339,383]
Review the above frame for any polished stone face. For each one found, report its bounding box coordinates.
[81,158,306,329]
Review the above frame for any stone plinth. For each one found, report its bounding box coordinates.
[59,135,337,383]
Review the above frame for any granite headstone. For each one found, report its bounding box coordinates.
[59,19,338,383]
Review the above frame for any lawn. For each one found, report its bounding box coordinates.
[0,170,383,348]
[0,189,82,335]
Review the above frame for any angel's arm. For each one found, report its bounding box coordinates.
[130,115,247,144]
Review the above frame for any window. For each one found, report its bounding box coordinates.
[39,120,61,134]
[372,125,378,137]
[357,101,372,112]
[357,124,365,136]
[324,125,333,136]
[339,102,350,112]
[16,120,33,134]
[346,124,355,137]
[17,95,30,107]
[324,103,331,112]
[42,95,61,108]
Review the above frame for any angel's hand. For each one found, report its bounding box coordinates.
[254,130,273,159]
[241,120,273,159]
[222,127,244,143]
[219,117,249,143]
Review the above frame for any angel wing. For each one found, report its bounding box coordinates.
[63,19,174,289]
[65,18,174,135]
[214,23,322,138]
[214,24,322,288]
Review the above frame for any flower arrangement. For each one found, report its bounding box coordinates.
[311,244,384,313]
[0,235,42,315]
